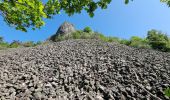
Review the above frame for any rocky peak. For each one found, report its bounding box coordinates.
[56,22,76,36]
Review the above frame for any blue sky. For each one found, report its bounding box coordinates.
[0,0,170,43]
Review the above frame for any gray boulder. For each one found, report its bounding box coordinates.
[56,22,76,36]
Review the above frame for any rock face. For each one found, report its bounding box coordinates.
[0,39,170,100]
[56,22,76,36]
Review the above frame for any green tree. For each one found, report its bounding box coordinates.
[83,26,93,33]
[1,0,169,32]
[147,30,169,51]
[0,0,113,32]
[161,0,170,6]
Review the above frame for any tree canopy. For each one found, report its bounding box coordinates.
[0,0,169,32]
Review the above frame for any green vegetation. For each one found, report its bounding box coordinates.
[0,0,112,31]
[147,30,170,52]
[0,0,169,31]
[0,27,170,53]
[9,40,21,48]
[129,36,151,49]
[0,38,43,50]
[50,27,170,52]
[164,88,170,97]
[83,27,93,33]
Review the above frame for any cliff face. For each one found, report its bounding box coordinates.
[0,40,169,100]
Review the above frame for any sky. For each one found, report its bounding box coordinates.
[0,0,170,43]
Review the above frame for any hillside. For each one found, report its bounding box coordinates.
[0,39,169,100]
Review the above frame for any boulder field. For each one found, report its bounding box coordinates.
[0,40,169,100]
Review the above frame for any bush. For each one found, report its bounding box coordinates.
[165,40,170,52]
[120,39,130,45]
[80,32,94,39]
[92,32,107,41]
[147,30,169,51]
[23,41,34,47]
[0,37,3,43]
[0,42,9,49]
[107,37,120,43]
[55,34,66,41]
[10,40,21,48]
[129,36,150,49]
[49,28,170,52]
[164,88,170,97]
[34,41,42,46]
[72,31,81,39]
[83,26,93,33]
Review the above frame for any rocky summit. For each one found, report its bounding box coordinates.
[0,39,170,100]
[56,22,76,36]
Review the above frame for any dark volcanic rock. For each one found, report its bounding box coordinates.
[56,22,76,36]
[0,39,169,100]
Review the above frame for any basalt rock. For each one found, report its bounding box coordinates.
[0,39,169,100]
[56,22,76,36]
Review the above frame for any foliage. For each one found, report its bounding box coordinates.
[34,41,42,46]
[51,30,121,43]
[0,0,170,31]
[107,37,120,42]
[83,27,93,33]
[0,36,9,49]
[0,36,43,49]
[120,39,130,45]
[164,87,170,97]
[50,28,170,52]
[147,30,170,51]
[72,31,82,39]
[161,0,170,7]
[0,37,3,43]
[80,31,94,39]
[129,36,151,49]
[0,28,170,53]
[9,40,21,48]
[53,30,96,41]
[0,0,115,31]
[22,41,34,47]
[55,34,66,42]
[0,0,46,32]
[0,42,9,49]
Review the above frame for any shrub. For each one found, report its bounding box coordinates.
[72,31,81,39]
[164,88,170,97]
[92,32,108,41]
[23,41,34,47]
[165,40,170,52]
[80,32,93,39]
[0,37,3,43]
[34,41,42,46]
[10,40,21,48]
[0,42,9,49]
[55,35,65,41]
[107,37,120,43]
[83,26,92,33]
[129,36,150,49]
[147,30,169,51]
[48,28,170,52]
[120,39,130,45]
